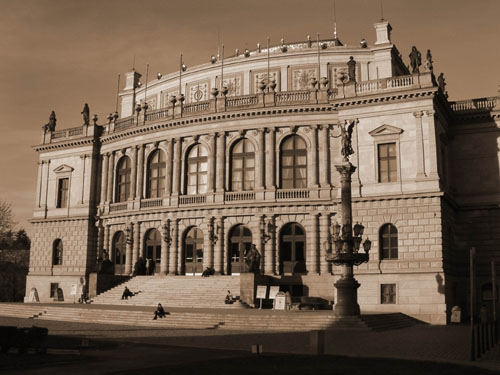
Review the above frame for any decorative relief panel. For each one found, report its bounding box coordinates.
[289,65,318,91]
[187,80,210,103]
[329,64,349,87]
[250,69,281,93]
[143,95,157,110]
[216,73,243,97]
[161,89,179,108]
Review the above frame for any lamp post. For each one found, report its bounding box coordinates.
[326,119,371,316]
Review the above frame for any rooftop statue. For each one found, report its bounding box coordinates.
[347,56,356,83]
[437,73,447,98]
[81,103,90,125]
[409,46,422,73]
[43,111,56,132]
[423,49,433,72]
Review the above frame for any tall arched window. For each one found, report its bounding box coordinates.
[112,231,126,265]
[183,227,204,275]
[380,224,398,260]
[279,222,306,274]
[281,135,307,189]
[145,229,162,273]
[186,144,208,195]
[228,224,252,274]
[52,239,63,265]
[147,150,166,198]
[116,156,131,202]
[231,139,255,191]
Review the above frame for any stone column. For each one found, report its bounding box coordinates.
[136,145,145,199]
[165,140,173,195]
[319,125,330,187]
[125,222,133,274]
[172,138,181,195]
[171,219,179,274]
[216,133,225,192]
[35,161,43,208]
[106,152,115,202]
[319,213,330,274]
[256,129,265,190]
[204,221,212,271]
[104,224,110,256]
[100,155,108,204]
[309,126,319,187]
[413,111,426,179]
[307,213,319,274]
[97,222,104,261]
[43,160,50,213]
[132,221,140,269]
[425,110,439,178]
[265,128,276,189]
[131,146,138,198]
[208,134,216,193]
[160,220,168,275]
[214,216,224,274]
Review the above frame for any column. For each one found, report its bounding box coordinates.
[203,220,212,270]
[80,155,87,204]
[165,139,173,195]
[171,219,179,274]
[160,220,168,274]
[216,133,225,192]
[309,126,319,187]
[413,111,426,178]
[256,129,265,190]
[106,152,115,202]
[97,222,104,261]
[426,110,440,178]
[100,154,108,205]
[172,138,181,195]
[104,224,110,255]
[35,161,43,208]
[132,221,140,269]
[214,217,224,274]
[136,145,145,199]
[131,146,138,198]
[319,213,330,274]
[125,222,133,274]
[307,213,319,274]
[272,216,279,275]
[265,128,276,189]
[319,125,330,187]
[208,134,216,192]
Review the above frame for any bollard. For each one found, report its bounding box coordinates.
[310,330,325,355]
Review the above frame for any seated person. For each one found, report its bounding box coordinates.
[121,286,133,300]
[225,290,234,304]
[202,267,214,277]
[153,303,168,320]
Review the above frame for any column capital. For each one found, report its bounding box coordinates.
[413,111,424,118]
[425,109,435,117]
[318,124,330,131]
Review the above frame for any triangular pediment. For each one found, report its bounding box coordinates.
[369,124,403,137]
[53,164,74,173]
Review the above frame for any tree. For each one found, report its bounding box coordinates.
[0,200,14,236]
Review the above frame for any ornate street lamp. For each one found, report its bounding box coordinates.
[209,217,219,245]
[260,216,271,244]
[163,219,173,247]
[326,119,371,317]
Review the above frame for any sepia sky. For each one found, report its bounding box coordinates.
[0,0,499,234]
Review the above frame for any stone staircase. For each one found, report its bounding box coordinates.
[360,313,424,331]
[90,275,247,309]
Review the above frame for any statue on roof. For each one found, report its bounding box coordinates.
[437,73,447,97]
[81,103,90,125]
[347,56,356,83]
[44,111,56,132]
[409,46,422,73]
[423,49,433,72]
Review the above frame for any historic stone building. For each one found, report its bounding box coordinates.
[26,21,500,324]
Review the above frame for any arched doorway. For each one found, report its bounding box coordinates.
[112,231,126,275]
[228,225,252,274]
[279,222,306,275]
[145,229,161,274]
[183,227,203,275]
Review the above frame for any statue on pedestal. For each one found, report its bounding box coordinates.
[44,111,56,132]
[347,56,356,82]
[437,73,447,98]
[81,103,90,125]
[244,244,261,273]
[409,46,422,73]
[340,121,355,161]
[423,49,433,72]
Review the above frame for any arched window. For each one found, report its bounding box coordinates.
[380,224,398,260]
[112,231,126,266]
[280,135,307,189]
[186,144,208,195]
[228,225,252,274]
[116,157,131,202]
[52,239,63,265]
[147,150,166,198]
[279,223,306,274]
[231,139,255,191]
[183,227,204,275]
[145,229,161,273]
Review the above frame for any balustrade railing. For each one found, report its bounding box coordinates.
[179,194,206,205]
[386,75,414,88]
[224,191,256,202]
[68,127,83,136]
[450,97,498,112]
[145,108,169,122]
[109,203,128,212]
[356,79,383,93]
[276,189,310,199]
[226,95,258,108]
[183,101,210,114]
[275,90,310,103]
[140,198,163,208]
[114,116,135,130]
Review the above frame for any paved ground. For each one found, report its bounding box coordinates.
[1,306,500,374]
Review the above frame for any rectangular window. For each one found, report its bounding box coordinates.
[381,284,396,304]
[378,143,397,182]
[57,178,69,208]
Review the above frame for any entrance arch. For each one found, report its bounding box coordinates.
[228,225,252,274]
[145,229,161,274]
[183,227,204,275]
[112,231,126,275]
[279,222,306,275]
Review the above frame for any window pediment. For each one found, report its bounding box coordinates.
[53,164,74,173]
[369,124,403,137]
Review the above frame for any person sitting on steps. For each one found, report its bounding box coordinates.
[153,303,168,320]
[225,290,234,304]
[121,286,133,300]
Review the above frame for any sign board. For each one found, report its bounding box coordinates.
[274,292,286,310]
[256,285,267,299]
[70,284,77,296]
[251,344,263,354]
[269,286,280,300]
[29,288,39,303]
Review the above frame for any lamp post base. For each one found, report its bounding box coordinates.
[333,277,361,316]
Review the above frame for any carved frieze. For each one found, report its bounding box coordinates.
[187,80,210,103]
[250,69,281,93]
[216,74,243,97]
[289,65,318,91]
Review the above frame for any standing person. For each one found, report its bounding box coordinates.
[153,303,167,320]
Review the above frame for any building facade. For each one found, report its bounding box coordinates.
[26,21,500,324]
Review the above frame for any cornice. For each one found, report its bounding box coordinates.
[33,137,98,153]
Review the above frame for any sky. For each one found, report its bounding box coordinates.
[0,0,499,235]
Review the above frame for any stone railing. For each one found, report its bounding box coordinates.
[386,75,414,88]
[179,194,206,205]
[224,191,256,202]
[226,94,258,108]
[183,101,210,114]
[109,203,128,212]
[356,79,383,93]
[275,90,311,103]
[114,116,135,131]
[140,198,163,208]
[145,108,169,122]
[450,97,498,113]
[276,189,310,200]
